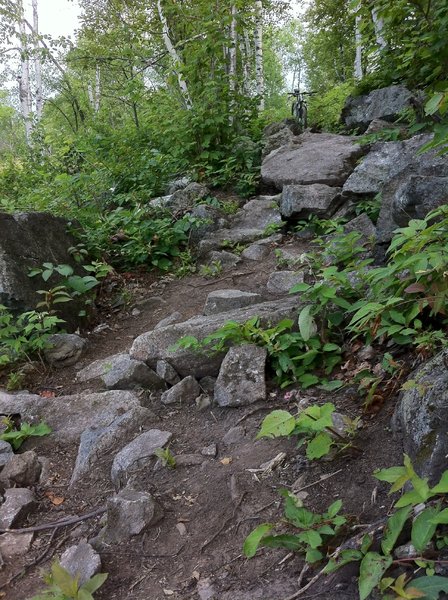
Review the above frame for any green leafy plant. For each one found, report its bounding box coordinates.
[31,561,108,600]
[244,491,347,564]
[154,447,176,469]
[0,417,52,450]
[257,403,357,460]
[199,260,223,278]
[6,370,26,391]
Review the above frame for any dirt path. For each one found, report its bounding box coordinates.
[1,235,403,600]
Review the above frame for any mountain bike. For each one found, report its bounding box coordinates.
[288,89,315,131]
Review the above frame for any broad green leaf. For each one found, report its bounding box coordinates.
[262,534,303,551]
[318,380,345,391]
[430,508,448,525]
[289,283,310,294]
[297,530,322,549]
[298,373,320,388]
[51,562,79,596]
[326,499,343,518]
[256,410,296,439]
[431,471,448,494]
[395,490,428,508]
[425,92,444,115]
[306,432,333,460]
[55,264,74,277]
[243,523,274,558]
[381,506,412,555]
[323,549,363,574]
[306,548,323,563]
[410,575,448,599]
[81,573,108,594]
[361,534,373,555]
[298,305,315,342]
[359,552,393,600]
[374,466,407,484]
[78,590,94,600]
[411,507,440,552]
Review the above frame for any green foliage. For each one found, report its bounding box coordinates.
[257,403,356,460]
[0,305,64,367]
[0,417,51,451]
[243,491,347,564]
[307,82,355,132]
[154,447,176,469]
[31,561,108,600]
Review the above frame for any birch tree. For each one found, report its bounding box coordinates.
[17,0,32,143]
[32,0,43,120]
[254,0,265,111]
[354,4,363,80]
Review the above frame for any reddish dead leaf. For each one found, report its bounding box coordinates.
[404,282,426,294]
[40,390,56,398]
[45,491,65,506]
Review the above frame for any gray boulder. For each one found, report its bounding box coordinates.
[342,85,414,132]
[203,290,262,315]
[0,532,34,561]
[342,135,433,199]
[0,488,35,529]
[70,406,155,486]
[0,450,41,487]
[214,345,267,407]
[261,132,364,190]
[129,298,300,378]
[189,204,227,245]
[207,250,240,269]
[97,489,163,544]
[280,184,343,219]
[343,213,376,243]
[111,429,172,489]
[76,353,165,390]
[0,441,13,469]
[166,183,209,214]
[0,212,87,329]
[267,271,305,294]
[263,126,296,159]
[156,360,180,385]
[0,390,142,444]
[154,312,182,330]
[60,543,101,586]
[393,349,448,484]
[392,175,448,227]
[166,176,192,195]
[241,243,270,261]
[44,334,87,368]
[160,376,200,405]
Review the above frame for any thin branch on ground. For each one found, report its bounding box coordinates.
[0,506,107,534]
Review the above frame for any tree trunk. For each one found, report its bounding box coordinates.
[371,7,387,51]
[18,1,32,143]
[32,0,43,120]
[354,7,363,80]
[157,0,192,110]
[254,0,264,111]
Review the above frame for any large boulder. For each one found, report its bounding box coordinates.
[341,85,415,132]
[261,132,363,190]
[130,298,300,378]
[392,349,448,485]
[280,184,343,219]
[262,120,298,159]
[214,345,267,407]
[76,353,165,390]
[0,212,86,329]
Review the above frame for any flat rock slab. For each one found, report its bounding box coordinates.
[267,271,305,294]
[111,429,173,489]
[0,390,142,444]
[203,290,262,315]
[261,132,363,190]
[0,532,34,561]
[70,406,155,486]
[76,353,165,390]
[393,348,448,485]
[280,184,342,219]
[129,298,300,378]
[215,344,267,407]
[0,488,35,529]
[160,376,200,406]
[60,543,101,586]
[241,243,270,261]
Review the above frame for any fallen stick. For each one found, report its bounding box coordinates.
[0,506,107,534]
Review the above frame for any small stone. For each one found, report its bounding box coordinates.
[44,333,87,368]
[267,270,305,294]
[214,345,267,408]
[203,290,261,316]
[111,429,173,490]
[222,426,246,446]
[1,450,42,487]
[135,296,167,311]
[176,522,187,536]
[195,394,211,411]
[156,360,181,385]
[394,543,418,559]
[358,345,375,361]
[201,444,217,457]
[131,308,141,317]
[161,376,200,405]
[60,543,101,586]
[0,441,13,468]
[0,532,34,561]
[175,454,204,467]
[241,243,270,261]
[208,250,241,269]
[100,489,163,544]
[0,488,35,529]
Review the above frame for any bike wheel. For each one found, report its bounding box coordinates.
[302,104,308,130]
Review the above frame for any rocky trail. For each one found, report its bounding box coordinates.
[1,86,448,600]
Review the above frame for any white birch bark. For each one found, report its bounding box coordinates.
[32,0,43,120]
[94,64,101,113]
[254,0,264,111]
[157,0,192,110]
[354,9,363,80]
[229,5,237,94]
[371,7,387,51]
[18,1,32,143]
